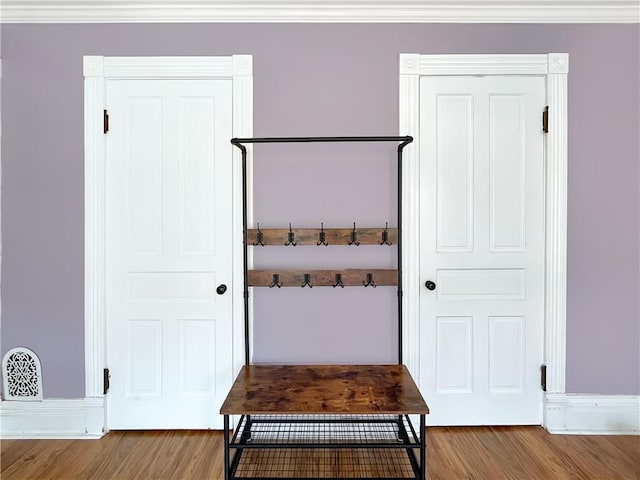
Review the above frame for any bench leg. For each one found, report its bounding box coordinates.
[420,414,426,480]
[223,415,230,480]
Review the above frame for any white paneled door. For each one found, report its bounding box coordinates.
[106,79,233,429]
[419,76,545,425]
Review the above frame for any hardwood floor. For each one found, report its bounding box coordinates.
[2,427,638,479]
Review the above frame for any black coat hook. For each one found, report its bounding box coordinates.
[332,273,344,288]
[317,222,328,246]
[363,273,376,288]
[253,223,265,246]
[301,273,313,288]
[284,223,297,246]
[380,222,392,246]
[269,273,282,288]
[348,222,360,246]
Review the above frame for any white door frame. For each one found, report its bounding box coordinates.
[84,55,253,432]
[399,53,568,424]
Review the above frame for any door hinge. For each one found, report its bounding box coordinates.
[103,109,109,134]
[542,106,549,133]
[103,367,110,394]
[540,364,547,392]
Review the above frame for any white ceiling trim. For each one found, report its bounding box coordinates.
[1,1,639,23]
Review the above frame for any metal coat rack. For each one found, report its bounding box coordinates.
[231,136,414,366]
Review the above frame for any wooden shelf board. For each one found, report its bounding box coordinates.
[248,227,397,246]
[220,365,429,415]
[248,269,397,287]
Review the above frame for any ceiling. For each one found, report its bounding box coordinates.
[1,0,638,23]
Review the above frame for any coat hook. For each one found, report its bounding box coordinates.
[253,223,265,246]
[269,273,282,288]
[348,222,360,246]
[316,222,329,247]
[380,222,392,246]
[317,222,328,246]
[363,273,376,288]
[332,273,344,288]
[301,273,313,288]
[284,223,297,246]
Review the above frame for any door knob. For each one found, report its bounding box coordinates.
[216,284,227,295]
[425,281,436,291]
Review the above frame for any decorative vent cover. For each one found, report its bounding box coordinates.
[2,347,43,401]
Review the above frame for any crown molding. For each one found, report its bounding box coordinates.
[1,1,639,23]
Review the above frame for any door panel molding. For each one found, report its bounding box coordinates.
[399,53,568,421]
[84,55,252,433]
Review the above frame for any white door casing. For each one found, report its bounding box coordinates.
[106,79,233,429]
[84,56,253,432]
[419,75,545,425]
[399,54,568,427]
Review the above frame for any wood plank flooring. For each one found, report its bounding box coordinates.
[2,427,638,479]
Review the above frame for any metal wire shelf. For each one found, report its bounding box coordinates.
[231,415,420,448]
[233,448,417,479]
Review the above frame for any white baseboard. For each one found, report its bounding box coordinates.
[545,394,640,434]
[0,397,105,439]
[3,394,636,437]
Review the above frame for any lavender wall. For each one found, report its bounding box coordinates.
[1,24,638,398]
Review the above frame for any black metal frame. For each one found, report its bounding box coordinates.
[223,414,426,480]
[227,136,421,480]
[230,136,413,365]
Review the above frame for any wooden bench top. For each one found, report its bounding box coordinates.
[220,365,429,415]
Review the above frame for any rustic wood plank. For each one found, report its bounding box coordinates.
[0,431,223,480]
[248,227,397,246]
[220,365,429,415]
[248,269,397,287]
[2,427,639,480]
